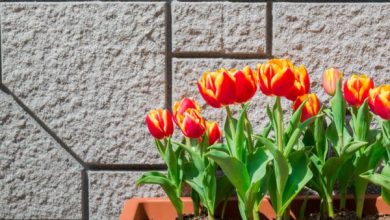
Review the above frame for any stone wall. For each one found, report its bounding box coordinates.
[0,1,389,219]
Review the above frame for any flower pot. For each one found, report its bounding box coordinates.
[119,195,390,220]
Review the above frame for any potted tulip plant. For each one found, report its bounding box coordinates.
[120,58,390,220]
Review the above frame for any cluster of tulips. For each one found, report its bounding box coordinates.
[138,58,390,220]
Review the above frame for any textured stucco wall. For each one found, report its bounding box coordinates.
[0,1,389,219]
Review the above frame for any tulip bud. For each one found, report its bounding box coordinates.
[145,109,174,139]
[293,93,321,122]
[206,121,221,145]
[198,69,236,108]
[322,68,343,96]
[232,66,257,104]
[368,85,390,120]
[343,74,374,107]
[176,109,206,139]
[257,59,295,98]
[285,65,311,101]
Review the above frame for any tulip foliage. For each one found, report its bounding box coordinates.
[140,59,390,220]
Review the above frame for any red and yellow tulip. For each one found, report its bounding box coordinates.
[232,66,257,104]
[322,68,343,96]
[293,93,321,122]
[198,69,236,108]
[369,85,390,120]
[285,65,311,101]
[206,121,222,145]
[343,74,374,107]
[257,59,296,97]
[175,108,206,138]
[145,109,174,139]
[173,97,201,122]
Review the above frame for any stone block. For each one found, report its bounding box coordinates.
[1,3,166,164]
[88,171,165,220]
[0,91,82,219]
[273,3,390,104]
[172,2,266,54]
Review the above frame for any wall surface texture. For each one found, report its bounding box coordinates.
[0,1,389,219]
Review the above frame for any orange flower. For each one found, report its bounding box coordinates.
[206,121,221,145]
[175,109,206,138]
[322,68,343,96]
[285,65,311,101]
[293,93,321,122]
[173,97,200,123]
[198,69,236,108]
[257,59,295,97]
[232,66,257,104]
[368,85,390,120]
[145,109,174,139]
[343,74,374,107]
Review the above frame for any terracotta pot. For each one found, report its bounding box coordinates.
[119,195,390,220]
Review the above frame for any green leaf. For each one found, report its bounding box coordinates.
[280,151,313,215]
[247,147,272,183]
[173,141,204,172]
[203,163,217,213]
[331,79,346,144]
[285,99,307,139]
[361,164,390,192]
[255,135,289,201]
[342,141,367,155]
[313,114,328,161]
[137,172,183,214]
[322,157,343,185]
[215,175,234,207]
[354,100,370,141]
[206,150,250,200]
[235,105,248,161]
[224,114,237,155]
[338,158,355,195]
[155,139,166,159]
[165,140,179,185]
[244,181,262,218]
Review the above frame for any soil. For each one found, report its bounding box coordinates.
[308,210,390,220]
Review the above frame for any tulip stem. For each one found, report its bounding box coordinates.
[275,97,284,152]
[225,106,236,138]
[241,104,254,153]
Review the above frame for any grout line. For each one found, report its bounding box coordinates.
[165,1,173,111]
[173,52,271,60]
[266,0,273,57]
[87,163,167,171]
[0,85,88,169]
[0,14,2,86]
[81,169,89,220]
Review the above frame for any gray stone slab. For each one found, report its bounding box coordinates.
[0,91,82,219]
[273,3,390,104]
[88,171,165,220]
[172,2,266,54]
[172,58,281,136]
[1,3,166,164]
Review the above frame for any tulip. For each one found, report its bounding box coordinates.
[257,59,296,98]
[285,65,311,101]
[343,74,374,107]
[175,108,206,138]
[198,69,236,108]
[206,121,222,145]
[173,97,201,123]
[368,85,390,120]
[293,93,321,122]
[232,66,257,103]
[322,68,343,96]
[145,109,174,139]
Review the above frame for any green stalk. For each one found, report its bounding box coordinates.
[325,195,334,218]
[356,195,364,220]
[208,212,215,220]
[253,201,260,220]
[339,192,346,210]
[221,199,229,219]
[225,105,236,138]
[275,97,284,152]
[242,104,254,153]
